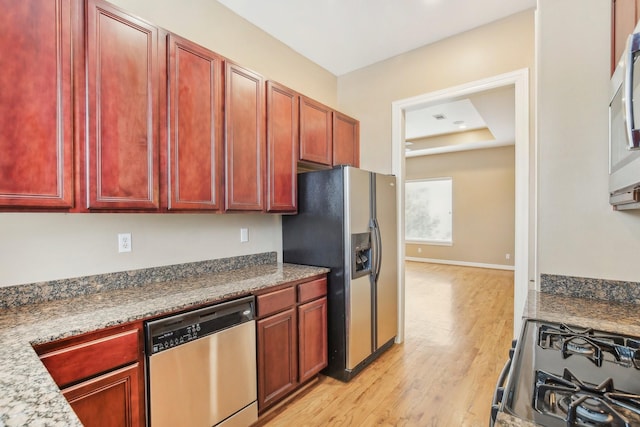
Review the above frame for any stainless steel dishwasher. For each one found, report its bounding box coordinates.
[145,295,257,427]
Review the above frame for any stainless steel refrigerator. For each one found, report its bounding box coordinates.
[282,166,398,382]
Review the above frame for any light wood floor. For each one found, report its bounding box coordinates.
[259,262,514,426]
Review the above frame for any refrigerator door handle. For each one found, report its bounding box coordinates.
[371,218,382,283]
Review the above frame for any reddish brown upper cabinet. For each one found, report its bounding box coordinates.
[299,96,333,166]
[0,0,75,209]
[165,34,224,211]
[612,0,640,74]
[85,0,161,210]
[225,62,265,211]
[266,81,298,213]
[332,112,360,167]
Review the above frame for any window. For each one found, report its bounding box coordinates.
[405,178,453,245]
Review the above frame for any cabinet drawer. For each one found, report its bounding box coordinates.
[257,286,296,318]
[38,328,140,388]
[298,278,327,304]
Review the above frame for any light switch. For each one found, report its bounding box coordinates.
[240,228,249,243]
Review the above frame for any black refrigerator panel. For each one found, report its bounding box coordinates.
[282,167,348,379]
[282,166,396,382]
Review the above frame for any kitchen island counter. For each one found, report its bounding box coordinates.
[0,258,328,426]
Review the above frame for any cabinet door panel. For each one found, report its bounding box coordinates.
[299,96,332,166]
[167,34,223,210]
[333,112,360,167]
[266,81,298,213]
[298,297,328,383]
[63,363,143,427]
[257,308,297,411]
[86,0,159,209]
[0,0,73,208]
[612,0,639,72]
[225,63,265,211]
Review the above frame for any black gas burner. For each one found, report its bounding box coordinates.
[534,368,640,426]
[539,324,640,369]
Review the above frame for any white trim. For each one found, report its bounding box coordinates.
[405,240,453,246]
[405,257,515,271]
[392,68,531,341]
[406,139,514,157]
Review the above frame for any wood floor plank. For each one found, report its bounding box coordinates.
[257,262,514,427]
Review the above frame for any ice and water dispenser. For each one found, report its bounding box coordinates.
[351,232,372,279]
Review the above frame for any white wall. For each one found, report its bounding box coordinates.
[0,214,280,287]
[337,10,535,175]
[537,0,640,282]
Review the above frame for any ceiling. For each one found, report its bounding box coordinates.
[216,0,527,157]
[216,0,536,76]
[405,85,516,157]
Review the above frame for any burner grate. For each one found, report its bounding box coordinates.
[538,324,640,369]
[534,368,640,426]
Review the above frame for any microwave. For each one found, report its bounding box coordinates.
[610,31,640,209]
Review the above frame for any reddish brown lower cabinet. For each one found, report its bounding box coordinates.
[63,363,142,427]
[0,0,74,209]
[298,296,328,383]
[255,276,328,413]
[257,308,298,409]
[34,322,145,427]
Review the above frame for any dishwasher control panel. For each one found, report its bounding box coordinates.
[145,296,255,355]
[149,323,203,354]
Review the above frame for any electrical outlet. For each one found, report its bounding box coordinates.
[417,247,422,253]
[505,253,511,260]
[240,228,249,243]
[118,233,132,253]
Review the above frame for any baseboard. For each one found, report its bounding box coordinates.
[405,257,515,271]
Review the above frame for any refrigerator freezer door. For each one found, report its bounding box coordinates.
[344,167,373,369]
[374,173,398,349]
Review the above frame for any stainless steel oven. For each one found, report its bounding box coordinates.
[145,296,257,427]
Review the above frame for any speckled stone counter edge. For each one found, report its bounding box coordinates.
[0,261,329,427]
[540,273,640,305]
[495,276,640,426]
[0,252,276,309]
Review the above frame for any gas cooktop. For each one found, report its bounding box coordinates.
[503,321,640,426]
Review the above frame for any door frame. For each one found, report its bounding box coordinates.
[391,68,532,341]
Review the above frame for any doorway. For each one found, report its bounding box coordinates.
[391,69,531,342]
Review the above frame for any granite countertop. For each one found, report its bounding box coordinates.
[0,260,328,427]
[494,289,640,427]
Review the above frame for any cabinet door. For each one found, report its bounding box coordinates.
[612,0,639,73]
[298,297,328,383]
[225,62,265,211]
[166,34,224,211]
[266,81,298,213]
[299,96,332,166]
[86,0,159,210]
[63,363,144,427]
[333,111,360,167]
[0,0,74,208]
[257,308,297,411]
